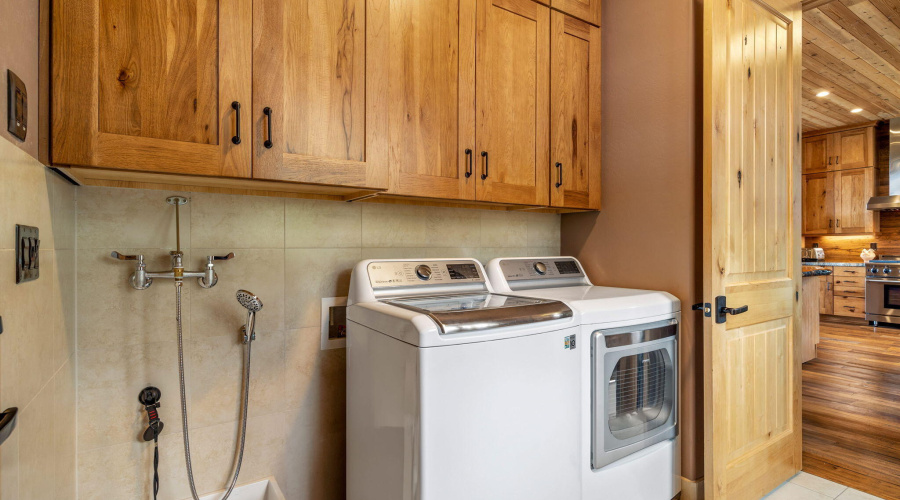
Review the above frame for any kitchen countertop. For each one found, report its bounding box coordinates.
[801,261,866,267]
[802,269,833,277]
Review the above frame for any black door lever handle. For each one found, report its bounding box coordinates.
[722,305,748,316]
[715,295,748,324]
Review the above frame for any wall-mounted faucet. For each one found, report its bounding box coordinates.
[111,195,235,289]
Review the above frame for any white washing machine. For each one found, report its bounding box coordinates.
[487,257,682,500]
[346,258,583,500]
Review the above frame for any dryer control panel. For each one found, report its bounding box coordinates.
[368,260,485,289]
[499,257,585,282]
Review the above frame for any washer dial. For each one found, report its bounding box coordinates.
[415,265,433,281]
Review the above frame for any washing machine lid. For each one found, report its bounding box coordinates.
[504,285,680,324]
[382,293,572,335]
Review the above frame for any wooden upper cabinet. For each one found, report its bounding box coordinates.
[802,135,830,174]
[802,125,875,173]
[834,167,877,234]
[802,172,834,235]
[833,128,873,171]
[251,0,389,190]
[475,0,550,206]
[384,0,477,200]
[52,0,252,177]
[549,12,600,210]
[551,0,601,26]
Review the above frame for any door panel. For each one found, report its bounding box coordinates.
[252,0,389,189]
[834,168,873,233]
[819,275,833,315]
[834,128,871,170]
[386,0,476,200]
[475,0,550,205]
[802,172,833,235]
[550,12,601,210]
[53,0,252,177]
[704,0,801,498]
[801,134,829,173]
[551,0,601,26]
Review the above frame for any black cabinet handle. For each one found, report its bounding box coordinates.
[836,155,840,164]
[555,162,563,188]
[481,151,489,180]
[231,101,242,145]
[263,107,273,149]
[465,149,473,178]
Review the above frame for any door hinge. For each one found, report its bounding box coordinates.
[692,302,712,318]
[715,295,749,324]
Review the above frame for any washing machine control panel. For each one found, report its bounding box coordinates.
[368,260,485,288]
[499,258,585,281]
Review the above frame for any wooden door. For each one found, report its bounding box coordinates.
[802,173,834,235]
[252,0,389,189]
[819,274,833,315]
[801,134,830,173]
[833,167,876,234]
[383,0,477,199]
[833,128,872,170]
[703,0,802,498]
[475,0,550,206]
[52,0,252,177]
[551,0,601,26]
[549,12,601,210]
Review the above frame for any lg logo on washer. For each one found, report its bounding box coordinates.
[564,334,576,349]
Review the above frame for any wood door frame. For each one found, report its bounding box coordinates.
[702,0,803,498]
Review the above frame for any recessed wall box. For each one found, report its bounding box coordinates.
[7,70,27,141]
[15,225,39,283]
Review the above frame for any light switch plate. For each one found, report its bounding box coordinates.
[320,297,348,350]
[7,70,27,141]
[15,225,39,284]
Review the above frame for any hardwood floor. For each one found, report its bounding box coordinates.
[802,317,900,499]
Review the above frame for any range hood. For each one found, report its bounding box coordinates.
[867,117,900,211]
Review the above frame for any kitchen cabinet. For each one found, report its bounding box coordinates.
[551,0,601,26]
[819,273,834,315]
[475,0,550,206]
[818,267,866,319]
[549,11,601,210]
[251,0,389,190]
[802,125,875,174]
[52,0,253,178]
[802,167,877,236]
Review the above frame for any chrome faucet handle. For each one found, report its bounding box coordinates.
[111,251,141,261]
[211,252,235,261]
[199,253,233,289]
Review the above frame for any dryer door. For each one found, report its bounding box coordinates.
[592,319,678,470]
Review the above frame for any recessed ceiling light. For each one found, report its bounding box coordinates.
[851,108,863,113]
[816,91,830,97]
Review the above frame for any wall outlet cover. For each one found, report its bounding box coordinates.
[320,297,348,350]
[7,70,27,141]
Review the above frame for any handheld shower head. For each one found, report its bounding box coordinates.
[236,290,263,341]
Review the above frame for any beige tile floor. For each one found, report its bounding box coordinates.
[765,472,884,500]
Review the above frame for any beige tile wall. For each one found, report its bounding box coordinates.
[0,138,78,499]
[75,187,560,500]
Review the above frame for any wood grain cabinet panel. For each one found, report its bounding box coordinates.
[252,0,389,189]
[802,134,830,173]
[802,172,834,235]
[475,0,550,206]
[549,12,600,210]
[833,167,877,234]
[551,0,601,26]
[383,0,477,200]
[819,274,834,315]
[52,0,252,177]
[833,128,873,171]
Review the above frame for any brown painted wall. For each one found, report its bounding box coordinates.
[560,0,704,481]
[0,0,42,160]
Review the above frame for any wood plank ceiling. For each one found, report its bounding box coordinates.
[801,0,900,133]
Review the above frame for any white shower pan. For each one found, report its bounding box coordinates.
[191,478,285,500]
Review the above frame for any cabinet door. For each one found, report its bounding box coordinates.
[802,172,834,235]
[52,0,252,177]
[475,0,550,205]
[384,0,477,199]
[549,12,601,210]
[551,0,601,26]
[819,275,834,315]
[834,167,876,234]
[252,0,389,189]
[833,128,873,170]
[801,134,830,173]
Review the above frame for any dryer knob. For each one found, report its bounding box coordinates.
[533,262,547,275]
[415,265,433,281]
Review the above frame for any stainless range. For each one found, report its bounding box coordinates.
[866,260,900,326]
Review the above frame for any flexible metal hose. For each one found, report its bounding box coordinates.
[176,281,253,500]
